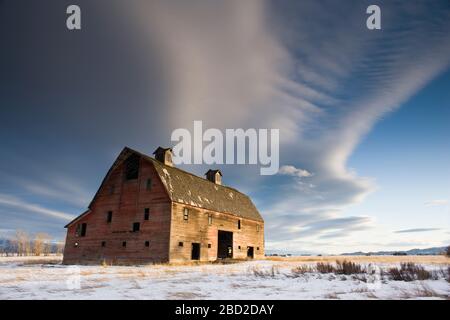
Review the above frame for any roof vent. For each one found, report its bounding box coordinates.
[205,169,222,185]
[153,147,173,167]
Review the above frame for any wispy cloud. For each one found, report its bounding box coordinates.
[301,216,373,238]
[394,228,442,234]
[0,194,74,221]
[24,181,89,208]
[278,165,312,178]
[424,200,448,207]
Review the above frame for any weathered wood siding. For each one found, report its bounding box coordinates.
[63,159,172,264]
[169,203,265,262]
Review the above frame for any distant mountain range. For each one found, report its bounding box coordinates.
[266,246,448,257]
[341,246,448,256]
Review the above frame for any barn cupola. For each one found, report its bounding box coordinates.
[205,169,222,185]
[153,147,173,167]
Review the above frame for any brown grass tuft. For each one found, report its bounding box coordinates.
[251,265,279,278]
[387,262,431,281]
[316,262,336,274]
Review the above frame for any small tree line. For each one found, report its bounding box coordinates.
[0,229,64,256]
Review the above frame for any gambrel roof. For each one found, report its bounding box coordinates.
[65,147,263,227]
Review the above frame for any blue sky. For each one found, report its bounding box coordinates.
[0,0,449,253]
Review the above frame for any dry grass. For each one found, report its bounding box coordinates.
[351,287,370,293]
[386,263,432,281]
[265,255,450,265]
[324,292,340,299]
[399,284,448,299]
[290,265,313,277]
[316,262,336,273]
[414,284,448,299]
[315,260,366,275]
[250,265,279,278]
[366,292,378,299]
[169,291,207,299]
[447,266,450,283]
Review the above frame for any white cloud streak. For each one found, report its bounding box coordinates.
[0,194,74,221]
[278,165,312,178]
[424,200,448,207]
[394,228,442,234]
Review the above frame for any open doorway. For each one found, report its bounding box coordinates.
[217,230,233,259]
[191,243,200,260]
[247,246,254,259]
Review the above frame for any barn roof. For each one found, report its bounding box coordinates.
[65,147,263,227]
[147,154,263,222]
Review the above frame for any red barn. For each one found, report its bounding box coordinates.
[63,147,264,264]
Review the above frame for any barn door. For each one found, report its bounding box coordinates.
[191,243,200,260]
[247,246,254,259]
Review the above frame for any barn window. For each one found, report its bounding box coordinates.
[208,243,211,248]
[257,247,260,251]
[74,223,87,237]
[146,178,152,190]
[145,241,150,247]
[122,241,127,247]
[109,185,115,195]
[101,241,106,247]
[107,211,113,223]
[238,220,241,230]
[132,222,140,232]
[256,224,260,232]
[238,246,241,250]
[208,214,212,225]
[183,208,189,221]
[144,208,150,220]
[178,242,183,247]
[80,223,87,237]
[125,154,140,180]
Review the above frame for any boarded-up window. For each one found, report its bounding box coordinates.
[125,154,140,180]
[183,208,189,221]
[132,222,140,232]
[256,224,260,232]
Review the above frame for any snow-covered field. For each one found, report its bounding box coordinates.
[0,256,448,300]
